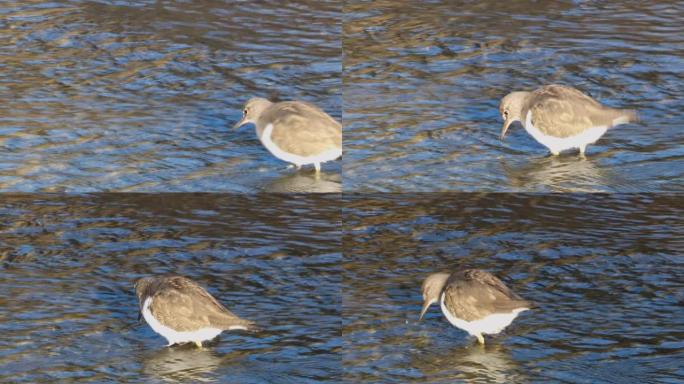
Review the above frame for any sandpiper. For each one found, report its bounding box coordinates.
[135,275,256,347]
[499,84,638,156]
[419,269,531,345]
[234,98,342,173]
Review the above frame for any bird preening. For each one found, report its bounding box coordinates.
[499,84,638,156]
[136,270,531,350]
[135,275,257,348]
[419,269,532,345]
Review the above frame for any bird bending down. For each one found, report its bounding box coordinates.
[420,269,531,345]
[234,98,342,173]
[499,84,638,156]
[135,275,257,348]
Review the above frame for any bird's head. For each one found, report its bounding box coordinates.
[419,272,451,321]
[234,97,273,128]
[499,91,529,140]
[134,276,156,303]
[134,276,157,322]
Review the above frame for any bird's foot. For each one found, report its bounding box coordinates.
[194,341,202,348]
[475,334,485,345]
[578,146,587,159]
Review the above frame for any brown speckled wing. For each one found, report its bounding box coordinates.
[442,270,530,322]
[525,85,624,138]
[149,276,249,331]
[265,101,342,157]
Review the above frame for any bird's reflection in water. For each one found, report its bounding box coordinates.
[141,342,251,383]
[262,169,342,193]
[502,154,621,192]
[412,342,526,384]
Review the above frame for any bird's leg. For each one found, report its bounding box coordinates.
[314,162,321,174]
[578,145,587,158]
[550,150,560,156]
[476,334,485,345]
[194,341,202,348]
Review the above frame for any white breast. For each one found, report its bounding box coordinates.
[142,297,223,346]
[524,111,607,154]
[259,123,342,167]
[440,294,528,336]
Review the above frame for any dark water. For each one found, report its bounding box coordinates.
[343,194,684,383]
[0,1,341,192]
[0,194,341,383]
[344,1,684,192]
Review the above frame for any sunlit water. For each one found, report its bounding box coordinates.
[0,1,341,192]
[0,194,341,383]
[343,194,684,382]
[344,1,684,192]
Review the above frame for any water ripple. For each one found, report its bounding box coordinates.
[0,194,342,383]
[344,1,684,192]
[343,194,684,382]
[0,1,341,192]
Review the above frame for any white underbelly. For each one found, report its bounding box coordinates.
[524,111,607,153]
[142,298,223,345]
[259,124,342,166]
[440,295,528,336]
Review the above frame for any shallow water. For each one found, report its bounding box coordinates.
[343,194,684,383]
[0,1,341,192]
[0,194,341,383]
[344,1,684,192]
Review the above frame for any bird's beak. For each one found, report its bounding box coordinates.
[500,118,513,140]
[233,116,247,129]
[419,300,431,321]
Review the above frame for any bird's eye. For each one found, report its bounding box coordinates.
[503,111,508,119]
[243,109,247,115]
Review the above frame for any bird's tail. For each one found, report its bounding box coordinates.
[613,109,639,126]
[226,318,261,333]
[521,299,537,310]
[625,109,639,123]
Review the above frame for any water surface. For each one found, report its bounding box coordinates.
[0,1,341,192]
[344,1,684,192]
[0,194,341,383]
[343,194,684,382]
